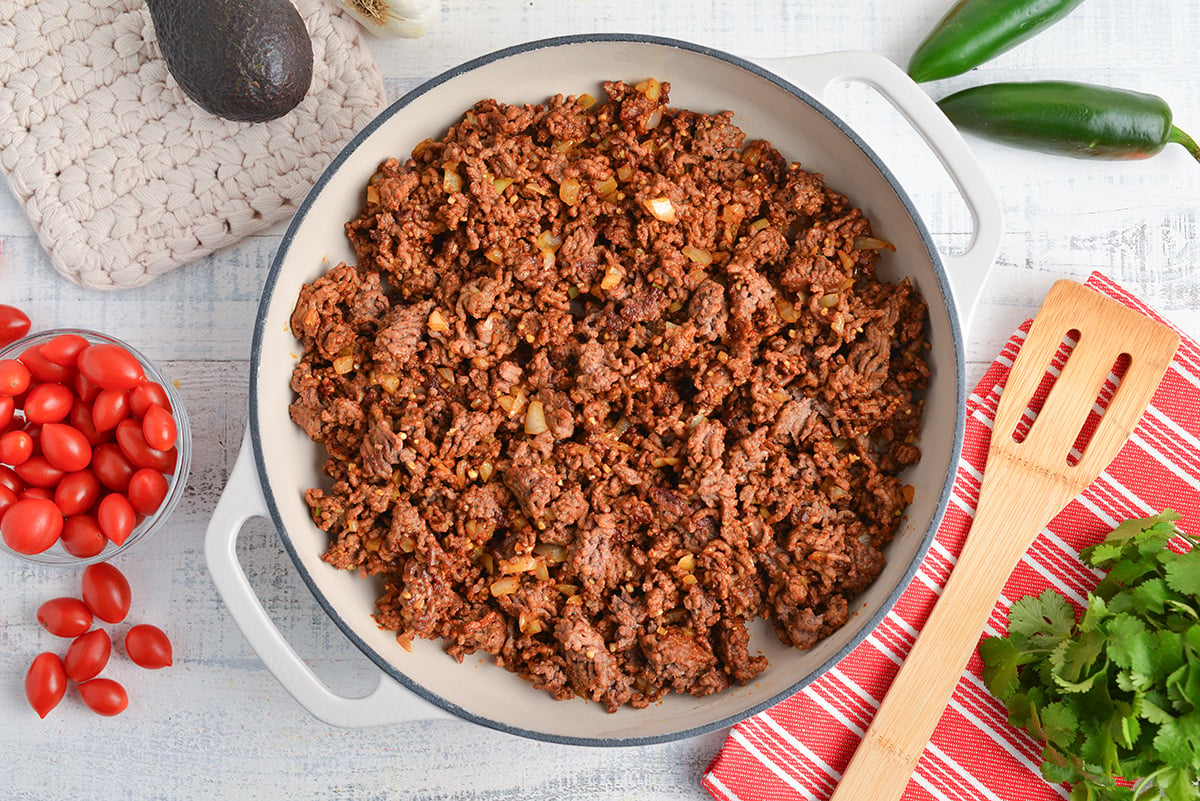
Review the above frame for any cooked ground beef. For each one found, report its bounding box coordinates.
[289,79,929,711]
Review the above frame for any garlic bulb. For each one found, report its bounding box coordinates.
[340,0,440,38]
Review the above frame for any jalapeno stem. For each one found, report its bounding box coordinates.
[1168,126,1200,165]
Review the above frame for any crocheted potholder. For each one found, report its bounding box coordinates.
[0,0,387,290]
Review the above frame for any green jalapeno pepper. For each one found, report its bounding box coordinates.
[908,0,1086,83]
[937,81,1200,164]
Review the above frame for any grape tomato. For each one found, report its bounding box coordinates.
[78,677,128,716]
[19,346,73,384]
[68,400,110,447]
[37,596,94,637]
[15,456,65,489]
[60,514,106,558]
[91,443,135,493]
[64,628,111,682]
[115,419,175,473]
[0,395,12,430]
[23,383,74,424]
[0,497,63,554]
[128,382,171,417]
[0,305,32,347]
[0,429,34,465]
[77,344,144,391]
[0,358,31,396]
[97,493,135,546]
[39,334,90,367]
[127,468,169,516]
[54,469,101,516]
[72,370,101,403]
[80,562,131,623]
[141,405,177,451]
[25,652,67,719]
[125,624,173,669]
[91,389,129,432]
[0,464,25,495]
[0,485,16,522]
[40,423,92,473]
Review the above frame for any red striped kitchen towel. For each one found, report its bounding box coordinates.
[703,271,1199,801]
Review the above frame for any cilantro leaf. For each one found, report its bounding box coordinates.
[1107,614,1154,674]
[1163,549,1200,598]
[1153,711,1200,770]
[980,635,1025,700]
[1008,589,1076,651]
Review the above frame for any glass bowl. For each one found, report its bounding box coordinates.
[0,329,192,566]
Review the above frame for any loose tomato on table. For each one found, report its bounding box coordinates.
[125,624,173,669]
[0,305,31,347]
[77,677,128,716]
[64,629,111,682]
[37,597,94,638]
[25,652,67,719]
[80,562,131,623]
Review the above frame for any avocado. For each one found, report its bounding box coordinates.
[145,0,314,123]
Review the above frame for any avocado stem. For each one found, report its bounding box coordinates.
[1168,125,1200,165]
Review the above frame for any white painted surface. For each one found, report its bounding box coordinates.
[1,1,1197,798]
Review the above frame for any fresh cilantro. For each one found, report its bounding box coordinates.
[980,511,1200,801]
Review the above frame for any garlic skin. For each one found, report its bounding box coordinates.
[339,0,440,38]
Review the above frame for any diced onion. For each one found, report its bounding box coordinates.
[643,197,677,223]
[524,400,548,435]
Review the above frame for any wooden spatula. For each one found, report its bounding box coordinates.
[829,279,1180,801]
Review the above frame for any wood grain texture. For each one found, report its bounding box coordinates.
[1,1,1198,799]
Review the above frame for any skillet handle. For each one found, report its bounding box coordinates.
[204,430,453,727]
[756,50,1003,333]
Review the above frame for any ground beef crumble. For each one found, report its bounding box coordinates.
[288,79,929,711]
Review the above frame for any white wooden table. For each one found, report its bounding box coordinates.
[1,1,1197,798]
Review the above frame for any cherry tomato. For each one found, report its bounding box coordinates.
[97,492,136,546]
[0,395,12,430]
[77,344,144,391]
[69,400,111,447]
[115,419,174,472]
[0,358,31,396]
[0,485,16,523]
[40,422,92,473]
[15,456,65,489]
[78,677,128,716]
[64,629,111,682]
[91,443,135,493]
[1,497,63,554]
[72,369,101,403]
[81,562,131,623]
[0,305,32,347]
[129,381,171,417]
[19,345,74,384]
[23,383,74,425]
[0,464,25,495]
[125,624,173,669]
[60,514,106,558]
[38,333,90,367]
[54,469,101,516]
[0,429,34,465]
[25,652,67,719]
[127,468,169,516]
[91,389,129,432]
[37,597,94,638]
[21,486,54,501]
[141,405,177,451]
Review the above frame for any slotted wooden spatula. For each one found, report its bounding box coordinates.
[829,279,1180,801]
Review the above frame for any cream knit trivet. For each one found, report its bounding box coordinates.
[0,0,387,290]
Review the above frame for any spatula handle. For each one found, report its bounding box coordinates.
[827,480,1047,801]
